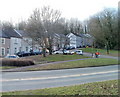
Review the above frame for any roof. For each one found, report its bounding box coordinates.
[0,29,10,38]
[15,30,28,37]
[1,28,22,38]
[83,34,92,38]
[67,32,93,38]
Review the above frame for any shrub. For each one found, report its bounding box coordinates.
[1,58,35,67]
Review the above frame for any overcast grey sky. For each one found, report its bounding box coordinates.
[0,0,119,23]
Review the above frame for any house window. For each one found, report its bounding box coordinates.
[7,48,9,54]
[14,38,18,44]
[2,47,5,56]
[14,48,17,54]
[19,47,22,52]
[26,47,28,52]
[1,38,5,44]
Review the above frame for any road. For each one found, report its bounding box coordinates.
[1,65,119,92]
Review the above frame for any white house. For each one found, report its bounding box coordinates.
[67,33,83,48]
[67,33,93,48]
[15,30,33,53]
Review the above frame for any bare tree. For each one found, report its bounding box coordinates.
[25,6,61,57]
[68,18,83,34]
[2,21,14,30]
[87,8,118,53]
[16,21,27,30]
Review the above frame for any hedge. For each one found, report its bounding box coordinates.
[1,58,35,67]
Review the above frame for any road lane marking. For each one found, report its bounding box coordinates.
[3,72,118,86]
[1,70,119,82]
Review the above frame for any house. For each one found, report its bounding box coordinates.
[82,33,93,47]
[52,33,70,51]
[0,28,41,57]
[16,30,41,53]
[15,30,32,53]
[0,28,22,57]
[67,33,93,48]
[67,33,83,48]
[0,29,10,57]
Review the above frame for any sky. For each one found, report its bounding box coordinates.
[0,0,119,23]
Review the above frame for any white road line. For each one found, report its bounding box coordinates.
[1,70,119,82]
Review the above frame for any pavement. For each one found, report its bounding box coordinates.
[83,52,118,60]
[1,65,119,92]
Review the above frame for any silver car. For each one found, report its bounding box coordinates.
[75,50,83,55]
[5,55,19,58]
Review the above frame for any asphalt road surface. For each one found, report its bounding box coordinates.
[1,65,119,92]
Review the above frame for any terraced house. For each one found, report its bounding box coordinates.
[67,33,94,48]
[0,28,22,57]
[0,28,40,57]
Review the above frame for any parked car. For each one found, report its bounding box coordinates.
[70,46,75,49]
[5,55,19,58]
[16,51,30,57]
[64,50,75,55]
[32,51,42,55]
[75,50,83,55]
[53,50,63,54]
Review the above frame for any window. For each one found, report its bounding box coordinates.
[1,38,5,44]
[19,47,22,52]
[7,48,9,54]
[26,47,28,52]
[14,38,18,44]
[14,48,17,54]
[2,47,5,56]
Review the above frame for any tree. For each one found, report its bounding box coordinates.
[16,21,27,30]
[68,18,83,34]
[1,21,14,30]
[25,6,61,57]
[87,8,118,53]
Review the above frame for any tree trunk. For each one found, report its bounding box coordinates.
[49,48,52,55]
[106,41,109,54]
[42,48,46,57]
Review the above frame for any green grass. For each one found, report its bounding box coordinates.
[23,54,89,64]
[82,48,118,57]
[0,66,17,69]
[27,58,118,71]
[1,54,89,70]
[2,80,119,95]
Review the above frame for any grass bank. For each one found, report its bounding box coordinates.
[22,54,89,64]
[1,54,89,70]
[27,58,118,71]
[82,48,118,57]
[2,80,118,95]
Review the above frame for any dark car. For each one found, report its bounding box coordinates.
[32,51,42,55]
[16,51,30,57]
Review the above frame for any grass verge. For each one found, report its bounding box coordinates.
[2,80,119,95]
[82,48,118,57]
[22,54,89,64]
[27,58,118,71]
[0,66,17,69]
[1,55,89,70]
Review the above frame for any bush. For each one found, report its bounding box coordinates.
[1,58,35,67]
